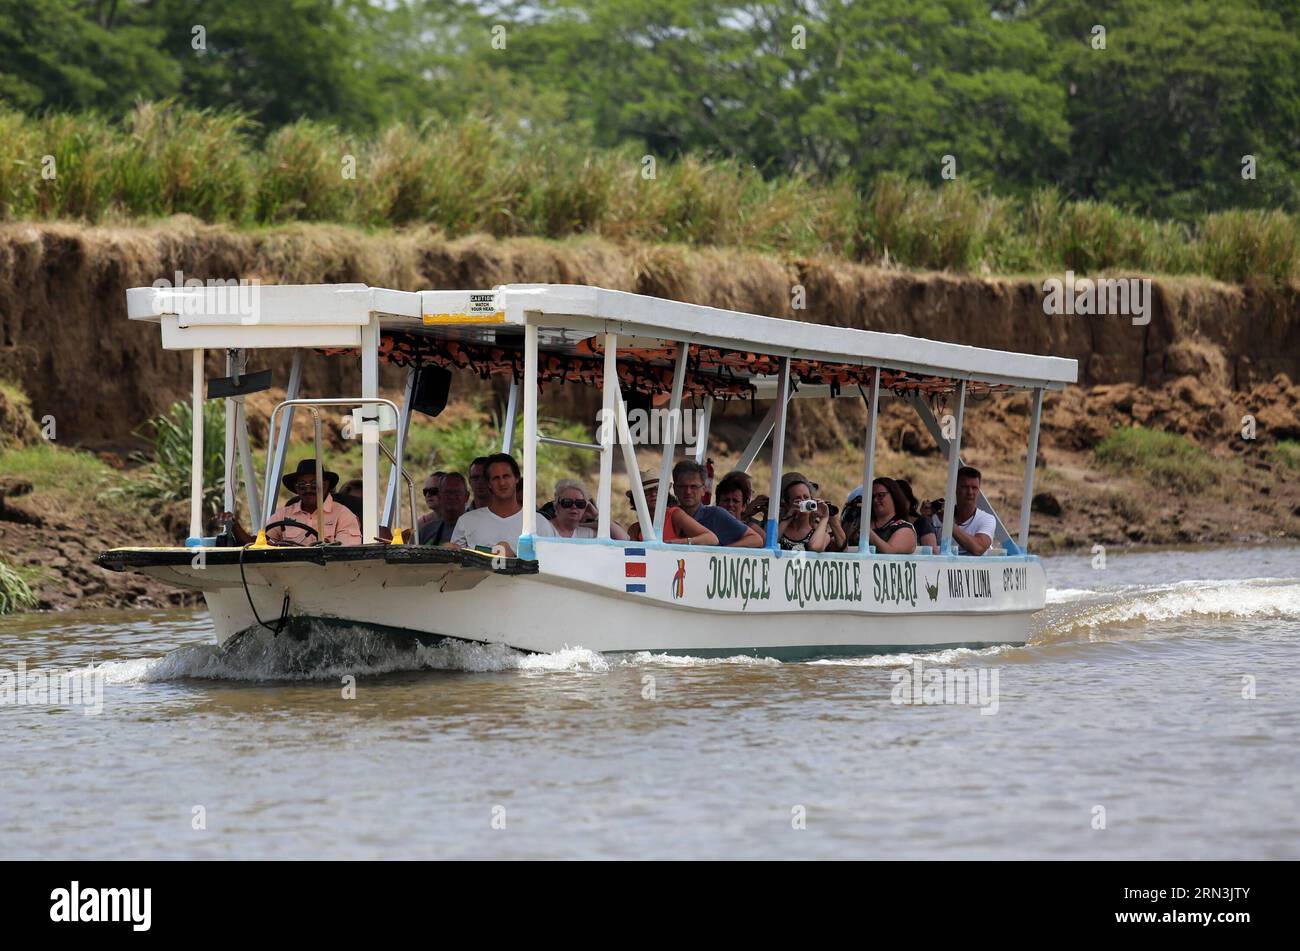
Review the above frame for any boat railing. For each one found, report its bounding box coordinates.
[261,397,404,544]
[376,439,419,543]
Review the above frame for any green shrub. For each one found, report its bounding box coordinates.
[0,559,37,615]
[1274,439,1300,470]
[106,399,227,527]
[1094,427,1221,493]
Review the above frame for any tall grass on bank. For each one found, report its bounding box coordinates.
[2,103,1299,283]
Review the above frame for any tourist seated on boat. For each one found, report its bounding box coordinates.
[551,479,630,540]
[714,470,753,522]
[419,471,448,528]
[419,471,468,545]
[221,458,362,546]
[449,453,555,556]
[751,472,831,552]
[467,456,491,511]
[334,478,365,520]
[841,487,864,548]
[895,478,939,550]
[625,473,719,546]
[864,477,918,555]
[950,466,995,556]
[671,460,762,547]
[825,499,848,551]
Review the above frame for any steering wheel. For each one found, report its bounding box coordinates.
[263,518,321,546]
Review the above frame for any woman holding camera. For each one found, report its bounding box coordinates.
[759,473,831,552]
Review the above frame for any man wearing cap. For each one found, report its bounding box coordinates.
[221,458,362,546]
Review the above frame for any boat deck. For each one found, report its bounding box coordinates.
[97,545,539,574]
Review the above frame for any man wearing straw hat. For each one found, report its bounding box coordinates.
[222,458,362,546]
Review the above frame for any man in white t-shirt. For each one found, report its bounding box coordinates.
[450,453,554,556]
[950,466,995,556]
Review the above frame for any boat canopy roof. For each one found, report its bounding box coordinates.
[127,282,1077,397]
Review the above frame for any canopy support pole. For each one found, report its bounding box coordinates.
[225,349,262,531]
[596,333,617,539]
[521,322,538,545]
[693,396,713,466]
[764,358,791,549]
[653,342,689,536]
[938,380,967,555]
[501,380,519,454]
[858,369,881,554]
[617,396,655,541]
[383,367,417,529]
[188,348,204,543]
[236,420,262,534]
[266,349,303,515]
[737,403,777,474]
[905,390,1013,550]
[360,317,380,543]
[737,380,797,474]
[1016,387,1045,553]
[223,351,237,518]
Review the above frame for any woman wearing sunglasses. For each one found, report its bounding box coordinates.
[552,479,629,540]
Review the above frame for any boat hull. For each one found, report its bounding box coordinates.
[102,540,1045,658]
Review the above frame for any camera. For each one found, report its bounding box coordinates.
[795,499,818,513]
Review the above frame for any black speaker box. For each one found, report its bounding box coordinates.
[411,366,453,417]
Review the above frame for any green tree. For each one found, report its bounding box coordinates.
[489,0,1069,189]
[1032,0,1300,215]
[147,0,392,129]
[0,0,178,111]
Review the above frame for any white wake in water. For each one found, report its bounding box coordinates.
[95,623,609,683]
[1034,577,1300,643]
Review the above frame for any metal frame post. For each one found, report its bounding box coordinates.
[858,369,881,554]
[653,342,689,536]
[266,349,304,513]
[939,380,967,554]
[764,358,791,548]
[1017,387,1045,552]
[617,396,655,540]
[905,390,1012,550]
[501,380,519,454]
[236,400,262,530]
[383,367,417,527]
[189,348,204,542]
[597,333,617,538]
[360,318,380,543]
[223,350,236,517]
[693,396,713,466]
[521,322,538,538]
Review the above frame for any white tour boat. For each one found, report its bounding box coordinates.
[99,282,1077,658]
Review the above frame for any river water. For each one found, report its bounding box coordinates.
[1,545,1296,859]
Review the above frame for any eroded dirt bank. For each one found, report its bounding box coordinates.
[2,219,1298,447]
[1,219,1298,611]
